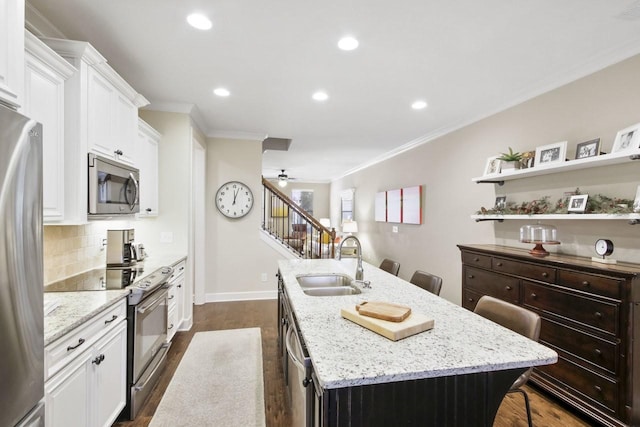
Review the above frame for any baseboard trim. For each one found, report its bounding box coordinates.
[206,290,277,302]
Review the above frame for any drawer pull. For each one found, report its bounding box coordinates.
[542,272,549,278]
[168,323,174,330]
[505,286,512,291]
[168,295,175,300]
[594,348,602,357]
[530,293,537,299]
[594,385,602,393]
[92,354,105,365]
[178,284,182,288]
[496,262,503,267]
[104,315,118,325]
[468,298,475,302]
[473,257,479,262]
[67,338,86,351]
[467,275,474,279]
[595,312,603,319]
[582,281,590,287]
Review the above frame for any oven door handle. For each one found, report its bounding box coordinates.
[137,289,167,314]
[134,343,170,391]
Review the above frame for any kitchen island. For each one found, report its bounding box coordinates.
[278,258,557,426]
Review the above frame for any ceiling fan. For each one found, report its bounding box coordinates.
[277,169,290,187]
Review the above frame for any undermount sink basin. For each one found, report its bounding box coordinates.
[295,273,361,296]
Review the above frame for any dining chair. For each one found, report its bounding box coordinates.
[409,270,443,296]
[473,295,541,427]
[379,259,400,276]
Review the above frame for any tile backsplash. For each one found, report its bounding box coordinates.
[44,220,132,285]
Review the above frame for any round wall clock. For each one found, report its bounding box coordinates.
[215,181,253,218]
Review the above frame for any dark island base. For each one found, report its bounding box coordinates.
[321,368,524,426]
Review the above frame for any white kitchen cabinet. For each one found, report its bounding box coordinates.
[40,37,149,224]
[45,301,127,427]
[166,259,186,342]
[23,32,76,222]
[137,119,161,217]
[0,0,24,108]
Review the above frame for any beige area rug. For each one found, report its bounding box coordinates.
[150,328,266,427]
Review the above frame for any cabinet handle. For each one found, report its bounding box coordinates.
[473,257,480,262]
[582,281,590,287]
[114,149,123,156]
[104,315,118,325]
[178,284,182,288]
[467,275,474,279]
[505,286,512,291]
[542,272,549,278]
[146,208,152,213]
[92,354,105,365]
[67,338,85,351]
[496,262,503,267]
[594,348,602,357]
[168,323,174,330]
[468,298,475,302]
[168,295,175,300]
[594,385,602,393]
[595,312,603,319]
[530,293,537,299]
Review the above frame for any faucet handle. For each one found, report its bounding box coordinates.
[354,280,371,289]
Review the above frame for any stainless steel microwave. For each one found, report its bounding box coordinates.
[88,153,140,216]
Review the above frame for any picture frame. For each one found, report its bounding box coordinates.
[612,123,640,153]
[494,196,506,210]
[520,151,535,169]
[535,141,567,167]
[568,194,588,213]
[483,156,502,176]
[575,138,601,159]
[634,185,640,213]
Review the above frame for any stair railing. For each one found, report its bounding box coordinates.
[262,177,336,258]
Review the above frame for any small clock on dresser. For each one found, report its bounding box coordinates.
[215,181,253,218]
[593,238,616,264]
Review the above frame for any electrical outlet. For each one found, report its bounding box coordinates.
[261,273,268,282]
[160,232,173,243]
[392,226,398,233]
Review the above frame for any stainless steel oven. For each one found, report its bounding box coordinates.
[88,153,140,216]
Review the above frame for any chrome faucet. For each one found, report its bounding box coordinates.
[338,236,363,281]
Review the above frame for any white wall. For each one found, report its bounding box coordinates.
[331,54,640,306]
[206,137,284,301]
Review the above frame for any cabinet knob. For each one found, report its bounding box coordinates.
[594,385,602,393]
[92,354,105,365]
[467,275,474,279]
[496,262,503,267]
[542,272,549,278]
[530,293,537,299]
[178,284,182,288]
[582,281,590,287]
[595,312,603,319]
[505,286,512,291]
[114,149,123,156]
[594,348,602,357]
[146,208,152,213]
[473,257,479,262]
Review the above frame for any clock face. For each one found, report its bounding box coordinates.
[215,181,253,218]
[595,239,614,257]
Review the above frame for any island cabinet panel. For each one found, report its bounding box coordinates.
[458,244,640,427]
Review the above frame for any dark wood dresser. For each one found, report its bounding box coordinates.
[458,244,640,427]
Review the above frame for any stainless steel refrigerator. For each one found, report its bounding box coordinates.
[0,104,44,427]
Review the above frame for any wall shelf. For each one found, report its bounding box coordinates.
[471,213,640,224]
[472,150,640,184]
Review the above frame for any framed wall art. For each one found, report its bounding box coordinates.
[535,141,567,167]
[402,185,422,224]
[612,123,640,153]
[375,191,387,222]
[568,194,588,213]
[483,156,502,176]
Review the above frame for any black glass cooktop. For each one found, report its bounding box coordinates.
[44,265,145,292]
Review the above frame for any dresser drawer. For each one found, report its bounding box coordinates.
[558,270,623,300]
[536,356,618,414]
[492,257,556,283]
[461,251,491,269]
[540,318,618,375]
[523,282,619,336]
[462,288,483,311]
[45,300,127,380]
[464,266,519,304]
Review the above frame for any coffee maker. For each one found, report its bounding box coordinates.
[106,228,137,267]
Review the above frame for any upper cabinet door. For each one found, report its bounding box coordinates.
[87,67,115,158]
[113,93,137,165]
[137,119,160,217]
[0,0,24,108]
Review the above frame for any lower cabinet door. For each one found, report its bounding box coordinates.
[94,321,127,427]
[45,349,93,427]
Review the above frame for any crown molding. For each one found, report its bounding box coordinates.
[209,130,267,141]
[24,31,76,79]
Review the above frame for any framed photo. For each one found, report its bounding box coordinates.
[520,151,535,169]
[535,141,567,167]
[634,185,640,212]
[575,138,601,159]
[483,156,502,176]
[612,123,640,153]
[568,194,588,213]
[494,196,506,210]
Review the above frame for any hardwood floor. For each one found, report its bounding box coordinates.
[114,300,598,427]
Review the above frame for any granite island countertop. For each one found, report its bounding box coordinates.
[278,258,558,390]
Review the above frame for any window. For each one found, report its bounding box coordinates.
[291,189,313,217]
[341,189,354,222]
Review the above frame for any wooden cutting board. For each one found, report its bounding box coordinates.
[356,301,411,322]
[341,307,434,341]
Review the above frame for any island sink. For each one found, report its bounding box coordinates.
[296,273,361,296]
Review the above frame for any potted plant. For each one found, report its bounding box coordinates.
[497,147,524,172]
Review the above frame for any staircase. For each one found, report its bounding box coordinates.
[262,177,336,259]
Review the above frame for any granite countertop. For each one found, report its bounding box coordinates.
[278,258,558,390]
[44,253,187,346]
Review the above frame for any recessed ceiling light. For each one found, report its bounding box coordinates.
[187,13,212,30]
[312,91,329,101]
[412,100,428,110]
[338,36,359,51]
[213,88,230,97]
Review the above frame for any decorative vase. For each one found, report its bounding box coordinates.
[501,161,521,172]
